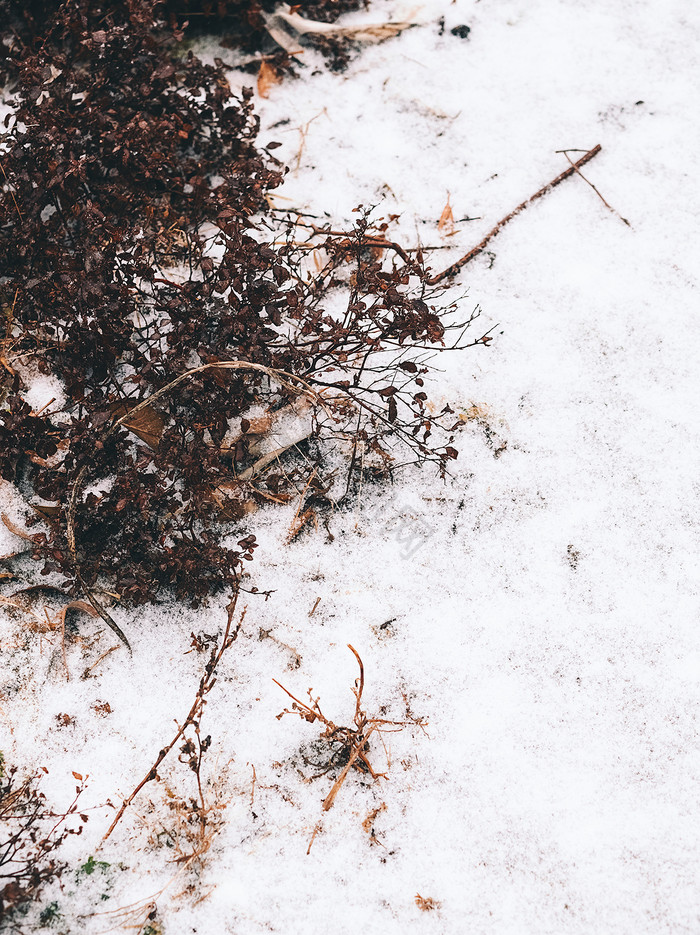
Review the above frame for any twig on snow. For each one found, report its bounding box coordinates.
[102,591,245,841]
[427,144,602,284]
[556,148,630,226]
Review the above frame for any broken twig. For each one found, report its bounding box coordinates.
[102,593,245,841]
[557,148,630,226]
[427,144,602,284]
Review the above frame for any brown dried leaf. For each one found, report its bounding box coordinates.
[210,480,257,520]
[28,437,69,469]
[458,403,490,423]
[415,894,440,912]
[362,802,386,835]
[29,502,61,520]
[437,197,456,237]
[257,60,280,99]
[109,401,165,449]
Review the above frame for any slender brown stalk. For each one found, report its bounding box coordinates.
[102,593,244,841]
[557,148,630,226]
[322,723,379,812]
[427,144,602,284]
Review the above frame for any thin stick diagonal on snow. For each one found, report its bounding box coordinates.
[427,144,602,284]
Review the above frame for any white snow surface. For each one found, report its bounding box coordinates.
[2,0,700,932]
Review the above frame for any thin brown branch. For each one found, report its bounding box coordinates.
[272,678,331,726]
[427,144,602,284]
[322,723,379,812]
[557,148,630,226]
[306,821,322,854]
[102,593,244,841]
[291,220,417,269]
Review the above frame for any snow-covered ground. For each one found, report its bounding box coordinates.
[2,0,699,932]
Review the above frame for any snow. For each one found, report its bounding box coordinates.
[2,0,700,932]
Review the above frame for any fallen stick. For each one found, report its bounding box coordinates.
[557,148,630,227]
[102,594,244,842]
[427,144,602,285]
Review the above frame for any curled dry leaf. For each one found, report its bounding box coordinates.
[257,60,281,98]
[438,196,456,237]
[415,894,440,911]
[28,502,61,521]
[109,400,165,450]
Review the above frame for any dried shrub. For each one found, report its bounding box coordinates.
[0,763,85,918]
[0,0,370,84]
[0,0,487,645]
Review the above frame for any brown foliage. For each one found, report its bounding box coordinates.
[0,0,485,647]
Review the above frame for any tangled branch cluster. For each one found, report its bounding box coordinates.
[0,1,484,641]
[0,761,86,916]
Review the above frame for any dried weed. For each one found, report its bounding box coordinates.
[274,645,426,816]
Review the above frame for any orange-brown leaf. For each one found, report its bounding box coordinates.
[109,401,165,449]
[257,60,280,99]
[415,894,440,912]
[437,197,455,236]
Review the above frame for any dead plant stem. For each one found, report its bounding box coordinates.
[427,144,602,284]
[102,593,245,841]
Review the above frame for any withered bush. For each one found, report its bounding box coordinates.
[0,0,483,643]
[0,0,369,82]
[0,762,85,918]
